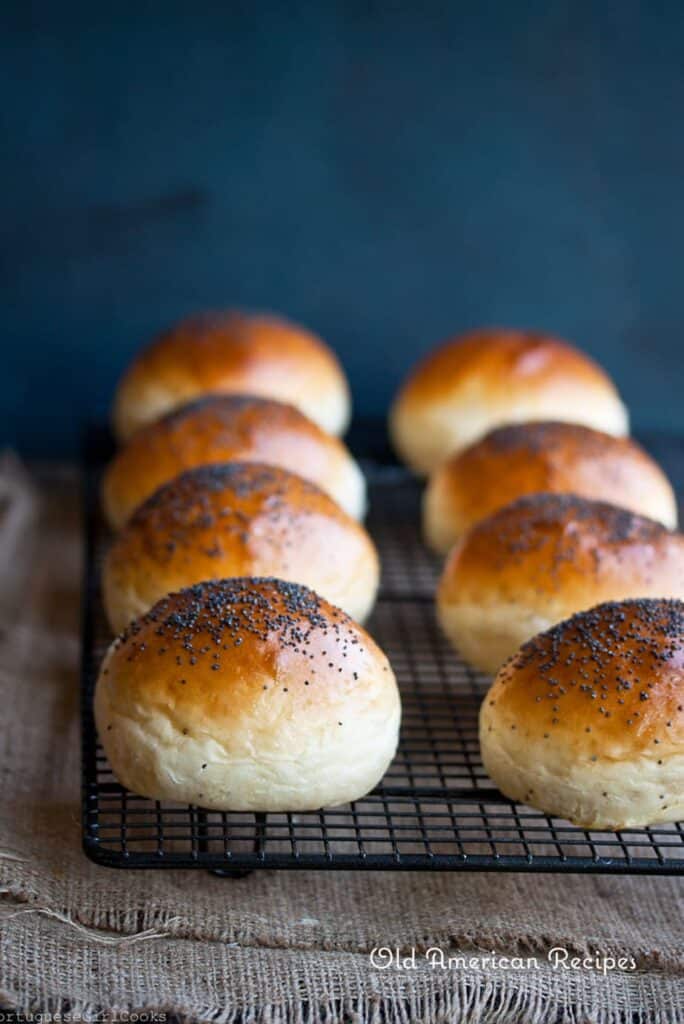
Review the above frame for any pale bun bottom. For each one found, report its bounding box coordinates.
[480,725,684,830]
[438,600,553,676]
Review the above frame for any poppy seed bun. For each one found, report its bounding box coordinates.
[438,494,684,675]
[480,598,684,829]
[113,311,351,441]
[389,328,628,474]
[103,462,380,633]
[424,421,677,554]
[102,395,366,530]
[95,578,401,811]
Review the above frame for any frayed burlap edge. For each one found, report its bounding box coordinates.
[2,909,683,1024]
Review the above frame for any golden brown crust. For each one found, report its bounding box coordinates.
[439,493,684,607]
[101,578,383,726]
[389,328,629,474]
[486,599,684,758]
[103,462,379,631]
[425,421,677,552]
[440,421,673,519]
[102,395,365,529]
[396,328,616,407]
[95,578,401,810]
[113,311,350,440]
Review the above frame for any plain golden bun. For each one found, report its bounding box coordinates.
[480,598,684,829]
[438,494,684,675]
[102,395,366,530]
[424,421,677,554]
[389,328,629,474]
[113,311,351,441]
[103,462,380,633]
[95,578,401,811]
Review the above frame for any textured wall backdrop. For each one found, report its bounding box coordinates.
[2,1,684,454]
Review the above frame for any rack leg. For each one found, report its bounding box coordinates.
[197,809,260,878]
[209,866,254,879]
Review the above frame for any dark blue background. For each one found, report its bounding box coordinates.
[3,1,684,455]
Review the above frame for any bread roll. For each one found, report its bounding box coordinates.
[390,328,628,474]
[113,311,351,441]
[102,395,366,530]
[424,421,677,554]
[480,598,684,829]
[95,578,401,811]
[103,462,379,633]
[438,494,684,675]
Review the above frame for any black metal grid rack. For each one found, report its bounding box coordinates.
[81,430,684,874]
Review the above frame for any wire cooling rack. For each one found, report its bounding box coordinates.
[81,428,684,874]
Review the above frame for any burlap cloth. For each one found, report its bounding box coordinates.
[1,459,683,1023]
